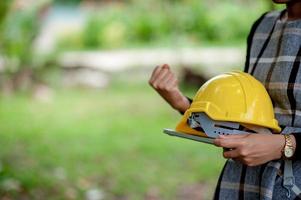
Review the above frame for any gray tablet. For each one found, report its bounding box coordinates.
[163,128,215,145]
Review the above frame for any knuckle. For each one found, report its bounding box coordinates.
[222,152,228,159]
[165,86,171,91]
[223,152,231,159]
[241,151,248,157]
[157,85,165,90]
[213,140,220,146]
[243,158,253,167]
[238,149,248,157]
[215,140,222,147]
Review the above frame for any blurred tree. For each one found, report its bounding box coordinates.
[0,0,52,93]
[0,0,11,25]
[0,0,11,59]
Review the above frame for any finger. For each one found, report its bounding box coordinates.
[161,72,175,88]
[152,67,171,88]
[223,147,233,152]
[168,76,178,89]
[223,149,240,159]
[149,65,164,83]
[162,63,170,69]
[218,134,249,139]
[214,138,244,149]
[165,76,178,91]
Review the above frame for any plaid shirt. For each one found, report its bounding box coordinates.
[213,10,301,200]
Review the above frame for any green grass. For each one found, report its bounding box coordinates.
[0,80,225,199]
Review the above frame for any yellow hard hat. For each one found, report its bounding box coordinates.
[176,71,281,138]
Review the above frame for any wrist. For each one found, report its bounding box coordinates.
[172,94,190,113]
[274,134,286,160]
[166,89,190,113]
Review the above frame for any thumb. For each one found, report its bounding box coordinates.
[218,134,249,139]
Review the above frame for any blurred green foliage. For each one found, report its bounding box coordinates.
[0,0,42,77]
[57,0,279,50]
[2,10,39,73]
[0,1,55,93]
[0,0,10,25]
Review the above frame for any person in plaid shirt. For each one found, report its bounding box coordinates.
[149,0,301,199]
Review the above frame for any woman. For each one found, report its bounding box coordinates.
[149,0,301,199]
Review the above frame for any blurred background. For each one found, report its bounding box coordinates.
[0,0,284,199]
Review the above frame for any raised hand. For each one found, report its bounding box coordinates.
[149,64,190,113]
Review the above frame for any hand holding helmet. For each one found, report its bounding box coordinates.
[163,71,295,166]
[214,133,289,166]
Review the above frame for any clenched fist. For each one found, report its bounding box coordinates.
[148,64,190,113]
